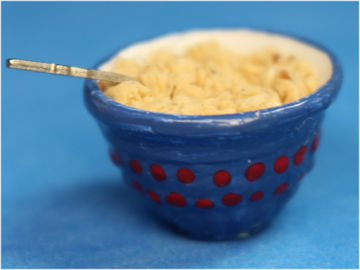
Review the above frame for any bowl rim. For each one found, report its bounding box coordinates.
[84,28,342,137]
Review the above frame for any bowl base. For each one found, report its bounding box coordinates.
[181,221,273,241]
[150,208,274,241]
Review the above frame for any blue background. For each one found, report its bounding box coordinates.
[2,2,358,268]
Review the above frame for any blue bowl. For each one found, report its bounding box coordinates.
[84,30,342,240]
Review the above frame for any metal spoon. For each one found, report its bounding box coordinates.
[6,59,137,87]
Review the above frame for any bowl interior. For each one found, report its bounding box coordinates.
[100,29,333,87]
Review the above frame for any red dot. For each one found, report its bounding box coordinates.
[294,146,307,165]
[132,181,143,192]
[214,170,232,187]
[245,163,265,181]
[274,182,289,195]
[195,199,214,209]
[130,160,142,174]
[250,191,264,201]
[177,168,195,183]
[109,150,122,165]
[222,193,243,206]
[312,134,320,152]
[274,156,289,173]
[147,190,161,204]
[166,192,186,207]
[150,164,166,181]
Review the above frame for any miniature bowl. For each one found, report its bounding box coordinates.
[84,29,342,240]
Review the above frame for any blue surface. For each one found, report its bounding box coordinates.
[2,1,358,268]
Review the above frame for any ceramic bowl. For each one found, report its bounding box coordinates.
[84,29,342,240]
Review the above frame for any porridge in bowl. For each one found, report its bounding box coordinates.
[99,33,324,115]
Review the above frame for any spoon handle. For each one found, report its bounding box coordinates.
[6,58,135,84]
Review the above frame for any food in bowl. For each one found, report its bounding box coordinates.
[101,41,319,115]
[85,29,341,240]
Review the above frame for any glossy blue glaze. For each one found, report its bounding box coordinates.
[84,29,342,240]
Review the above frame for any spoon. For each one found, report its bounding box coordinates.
[6,58,137,87]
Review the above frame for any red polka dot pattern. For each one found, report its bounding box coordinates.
[166,192,186,207]
[150,164,166,181]
[109,150,122,165]
[195,199,214,209]
[130,160,142,174]
[274,156,289,173]
[147,190,161,204]
[214,170,232,187]
[177,168,195,183]
[222,193,243,206]
[245,163,265,181]
[132,181,143,192]
[274,183,289,195]
[312,134,320,152]
[250,191,264,201]
[294,146,307,165]
[124,151,309,207]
